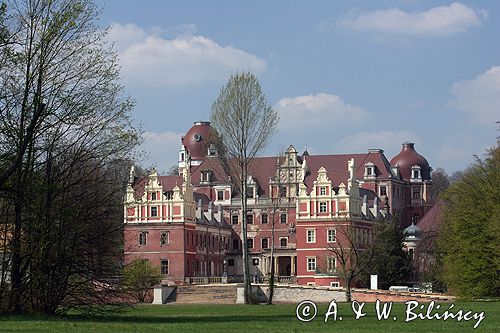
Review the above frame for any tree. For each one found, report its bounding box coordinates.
[364,219,412,290]
[326,222,374,301]
[438,142,500,299]
[0,0,140,314]
[430,168,450,203]
[210,72,279,304]
[123,259,161,303]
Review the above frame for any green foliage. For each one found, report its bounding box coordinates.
[364,219,412,289]
[439,143,500,299]
[123,260,161,303]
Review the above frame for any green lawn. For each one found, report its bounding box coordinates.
[0,302,498,332]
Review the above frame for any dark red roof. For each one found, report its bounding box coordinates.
[303,151,393,189]
[417,200,444,235]
[189,150,394,196]
[190,156,278,197]
[390,142,430,180]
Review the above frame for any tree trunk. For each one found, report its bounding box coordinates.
[267,213,276,305]
[241,177,251,304]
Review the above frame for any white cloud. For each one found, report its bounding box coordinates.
[108,23,266,86]
[276,93,369,131]
[449,66,500,125]
[339,3,487,36]
[140,131,183,171]
[334,130,422,156]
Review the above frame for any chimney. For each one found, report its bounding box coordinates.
[373,197,379,219]
[362,195,368,216]
[208,201,214,222]
[196,199,202,220]
[217,204,223,223]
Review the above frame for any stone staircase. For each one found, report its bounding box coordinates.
[175,284,238,304]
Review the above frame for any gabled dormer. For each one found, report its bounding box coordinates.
[364,162,376,179]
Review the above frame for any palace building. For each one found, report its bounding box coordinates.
[124,121,433,287]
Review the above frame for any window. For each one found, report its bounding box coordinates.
[379,186,387,196]
[247,214,253,224]
[247,238,254,249]
[139,232,147,246]
[307,257,317,272]
[246,186,254,198]
[161,260,169,275]
[413,188,421,199]
[328,229,336,243]
[307,229,316,243]
[151,192,157,200]
[201,170,212,182]
[280,213,287,224]
[412,169,421,179]
[165,191,173,200]
[412,214,421,223]
[261,213,268,224]
[319,202,327,213]
[279,186,286,198]
[151,206,158,217]
[227,259,234,267]
[252,258,259,266]
[327,257,336,274]
[160,231,169,246]
[280,237,288,248]
[232,215,238,225]
[319,187,326,195]
[232,239,239,250]
[330,282,340,288]
[217,190,224,201]
[261,238,269,249]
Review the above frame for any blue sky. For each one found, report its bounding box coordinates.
[96,0,500,174]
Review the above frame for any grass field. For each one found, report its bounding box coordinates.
[0,302,498,332]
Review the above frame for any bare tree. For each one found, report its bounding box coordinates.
[210,72,279,304]
[430,168,450,203]
[326,222,374,301]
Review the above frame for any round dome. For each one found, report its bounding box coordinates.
[390,142,431,180]
[182,121,213,160]
[404,222,423,240]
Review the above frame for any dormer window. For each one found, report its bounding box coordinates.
[201,170,212,183]
[319,187,326,196]
[246,186,255,199]
[364,162,375,178]
[411,165,422,181]
[151,192,157,201]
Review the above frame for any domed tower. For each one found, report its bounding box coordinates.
[178,121,215,173]
[403,222,423,258]
[390,142,433,228]
[390,142,431,181]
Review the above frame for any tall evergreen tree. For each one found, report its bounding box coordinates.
[365,219,412,289]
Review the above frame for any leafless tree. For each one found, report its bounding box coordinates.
[210,72,279,304]
[326,222,374,301]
